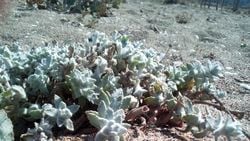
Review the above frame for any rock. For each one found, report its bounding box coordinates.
[149,24,160,33]
[194,31,216,43]
[225,67,233,70]
[206,16,216,22]
[172,61,183,67]
[175,12,192,24]
[225,71,238,75]
[238,83,250,90]
[206,30,226,39]
[240,23,250,33]
[71,21,82,27]
[60,18,70,24]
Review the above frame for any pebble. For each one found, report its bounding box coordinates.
[173,61,183,67]
[238,83,250,90]
[225,71,238,75]
[225,67,233,70]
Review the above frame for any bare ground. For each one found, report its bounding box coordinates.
[0,0,250,140]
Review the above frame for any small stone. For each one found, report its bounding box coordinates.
[173,61,183,67]
[60,18,70,24]
[239,83,250,90]
[71,21,81,27]
[225,71,238,76]
[225,67,233,70]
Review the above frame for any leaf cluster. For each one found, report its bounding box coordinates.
[0,31,247,141]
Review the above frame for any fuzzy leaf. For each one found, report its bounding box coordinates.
[58,101,67,109]
[0,110,14,141]
[120,96,131,110]
[54,94,62,108]
[86,111,107,129]
[64,119,74,131]
[133,80,147,97]
[99,89,111,106]
[10,85,27,101]
[98,100,108,117]
[27,73,49,94]
[66,69,98,103]
[42,104,57,117]
[67,104,80,114]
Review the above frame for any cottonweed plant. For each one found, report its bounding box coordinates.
[0,31,248,141]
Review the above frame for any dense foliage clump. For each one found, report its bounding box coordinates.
[0,31,248,141]
[26,0,126,16]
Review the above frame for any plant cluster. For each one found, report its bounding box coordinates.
[175,12,192,24]
[26,0,125,16]
[0,31,248,141]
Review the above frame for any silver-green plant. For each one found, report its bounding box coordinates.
[177,97,244,140]
[21,118,53,141]
[86,89,134,141]
[42,95,80,131]
[206,111,244,141]
[66,69,99,104]
[0,110,14,141]
[0,85,28,120]
[21,104,43,121]
[0,30,248,141]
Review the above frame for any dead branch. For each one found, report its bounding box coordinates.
[125,105,150,122]
[192,100,244,119]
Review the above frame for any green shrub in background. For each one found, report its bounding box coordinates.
[27,0,125,16]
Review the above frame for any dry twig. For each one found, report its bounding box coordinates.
[125,105,150,122]
[192,100,245,119]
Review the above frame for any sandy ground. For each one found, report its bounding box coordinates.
[0,0,250,140]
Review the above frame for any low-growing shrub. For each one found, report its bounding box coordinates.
[0,31,248,141]
[26,0,125,16]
